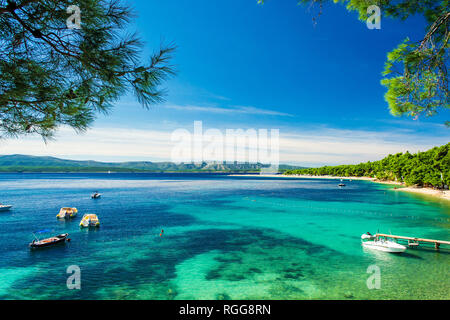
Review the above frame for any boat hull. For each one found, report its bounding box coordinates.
[57,214,77,219]
[362,241,406,253]
[57,213,77,219]
[80,222,100,228]
[0,205,12,211]
[30,234,69,249]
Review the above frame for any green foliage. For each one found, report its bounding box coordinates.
[0,0,175,139]
[381,33,448,120]
[284,143,450,188]
[258,0,449,124]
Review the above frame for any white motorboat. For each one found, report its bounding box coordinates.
[361,233,406,253]
[56,207,78,219]
[91,192,101,199]
[80,214,100,228]
[0,204,12,211]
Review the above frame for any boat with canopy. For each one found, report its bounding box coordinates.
[80,214,100,228]
[56,207,78,219]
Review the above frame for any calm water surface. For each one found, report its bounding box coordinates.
[0,173,449,299]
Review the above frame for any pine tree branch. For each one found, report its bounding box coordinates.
[0,0,39,15]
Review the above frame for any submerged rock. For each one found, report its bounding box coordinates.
[344,291,354,299]
[216,293,231,300]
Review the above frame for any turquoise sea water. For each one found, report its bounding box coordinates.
[0,173,449,300]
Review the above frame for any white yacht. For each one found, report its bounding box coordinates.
[361,233,407,253]
[0,204,12,211]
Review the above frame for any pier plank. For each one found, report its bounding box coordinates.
[376,233,450,247]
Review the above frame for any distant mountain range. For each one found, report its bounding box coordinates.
[0,155,306,173]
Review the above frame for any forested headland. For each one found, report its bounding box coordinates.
[284,143,450,189]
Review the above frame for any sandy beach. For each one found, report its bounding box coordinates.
[229,174,375,181]
[228,174,450,202]
[397,187,450,201]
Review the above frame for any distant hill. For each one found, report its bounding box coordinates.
[0,155,306,173]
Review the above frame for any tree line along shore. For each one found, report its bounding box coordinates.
[284,143,450,190]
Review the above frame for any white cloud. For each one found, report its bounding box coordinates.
[0,124,446,166]
[0,127,175,162]
[165,104,293,117]
[277,126,447,166]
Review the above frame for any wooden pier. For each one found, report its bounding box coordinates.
[376,233,450,250]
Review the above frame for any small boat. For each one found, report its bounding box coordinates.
[91,192,101,199]
[0,204,12,211]
[80,214,100,228]
[56,207,78,219]
[361,233,406,253]
[29,231,69,249]
[338,179,346,187]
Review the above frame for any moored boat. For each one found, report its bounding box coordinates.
[361,233,406,253]
[0,204,12,211]
[29,232,70,249]
[80,214,100,228]
[56,207,78,219]
[91,192,101,199]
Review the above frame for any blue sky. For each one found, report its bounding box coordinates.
[1,0,449,166]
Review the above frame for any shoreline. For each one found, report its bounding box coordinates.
[397,187,450,201]
[228,174,450,202]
